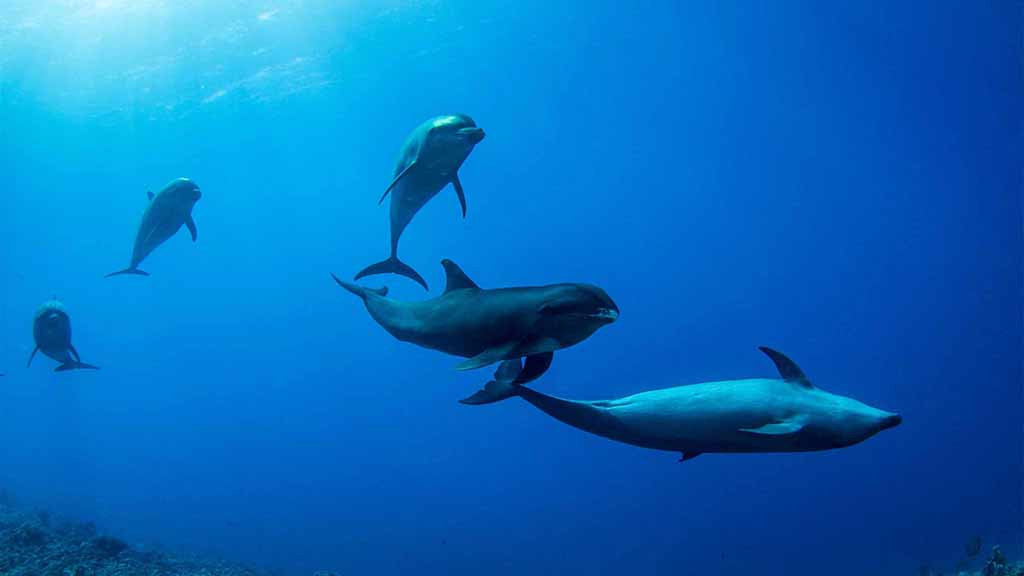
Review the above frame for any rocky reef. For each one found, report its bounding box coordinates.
[919,543,1024,576]
[0,490,272,576]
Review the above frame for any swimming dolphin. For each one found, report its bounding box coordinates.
[463,347,901,460]
[334,259,617,392]
[27,299,99,372]
[106,178,202,277]
[355,115,485,290]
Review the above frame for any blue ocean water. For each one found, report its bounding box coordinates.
[1,1,1021,575]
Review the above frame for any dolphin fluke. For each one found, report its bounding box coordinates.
[105,267,150,278]
[330,273,388,300]
[459,359,524,405]
[354,256,428,291]
[55,361,100,372]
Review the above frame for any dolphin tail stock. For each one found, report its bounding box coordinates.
[330,273,388,300]
[459,359,525,405]
[353,255,428,291]
[55,361,100,372]
[105,267,149,278]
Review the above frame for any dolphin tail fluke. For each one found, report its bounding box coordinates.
[459,359,524,405]
[55,362,100,372]
[354,256,428,291]
[105,267,149,278]
[330,273,388,299]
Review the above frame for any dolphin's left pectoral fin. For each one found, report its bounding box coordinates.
[456,343,517,371]
[740,420,804,436]
[452,174,467,218]
[185,215,198,242]
[379,161,417,204]
[679,452,702,462]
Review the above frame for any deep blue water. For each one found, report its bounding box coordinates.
[1,2,1021,575]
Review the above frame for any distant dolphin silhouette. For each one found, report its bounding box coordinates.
[463,347,901,461]
[106,178,202,277]
[335,259,617,396]
[28,298,99,372]
[355,115,485,290]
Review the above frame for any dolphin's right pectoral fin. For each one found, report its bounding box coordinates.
[679,452,702,462]
[27,346,38,367]
[185,215,198,242]
[740,420,804,436]
[455,343,517,371]
[378,161,418,204]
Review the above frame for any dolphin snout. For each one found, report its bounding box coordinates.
[880,413,902,431]
[459,126,486,143]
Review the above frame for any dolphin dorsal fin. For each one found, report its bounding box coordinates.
[758,346,812,387]
[147,190,154,201]
[441,259,479,293]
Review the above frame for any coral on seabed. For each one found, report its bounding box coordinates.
[0,495,273,576]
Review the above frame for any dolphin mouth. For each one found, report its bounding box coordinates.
[588,307,619,323]
[458,127,486,143]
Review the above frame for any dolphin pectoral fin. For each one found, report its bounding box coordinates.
[27,346,38,367]
[679,452,702,462]
[378,161,418,204]
[456,344,517,371]
[740,420,804,436]
[514,351,554,385]
[452,174,467,218]
[69,344,81,363]
[185,215,198,242]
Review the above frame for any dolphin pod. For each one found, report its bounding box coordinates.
[354,115,486,290]
[9,113,900,466]
[106,178,202,278]
[334,259,618,394]
[461,347,901,460]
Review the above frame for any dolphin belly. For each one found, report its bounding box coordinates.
[388,173,451,244]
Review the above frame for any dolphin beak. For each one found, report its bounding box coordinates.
[594,307,619,323]
[459,127,486,143]
[880,413,902,431]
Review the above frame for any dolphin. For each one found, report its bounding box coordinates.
[355,115,486,290]
[334,259,617,393]
[106,178,202,277]
[27,299,99,372]
[463,347,901,460]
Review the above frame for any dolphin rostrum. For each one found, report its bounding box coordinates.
[28,298,99,372]
[355,115,485,290]
[335,259,617,395]
[106,178,202,277]
[463,347,901,461]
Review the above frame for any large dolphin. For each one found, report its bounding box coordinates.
[463,347,901,460]
[27,299,99,372]
[106,178,202,277]
[355,115,485,290]
[334,259,617,393]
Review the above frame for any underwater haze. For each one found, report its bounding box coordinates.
[1,1,1021,575]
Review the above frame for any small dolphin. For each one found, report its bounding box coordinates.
[106,178,202,277]
[335,259,617,393]
[28,299,99,372]
[463,347,901,460]
[355,115,485,290]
